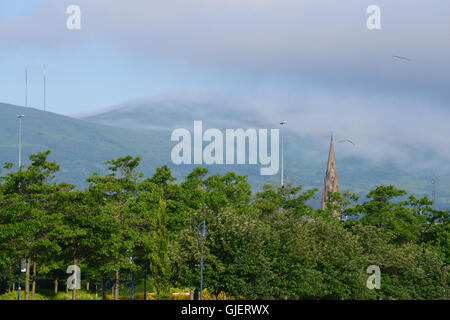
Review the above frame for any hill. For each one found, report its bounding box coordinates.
[0,103,170,187]
[82,97,450,209]
[1,102,449,209]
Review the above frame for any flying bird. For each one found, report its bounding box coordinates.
[338,139,355,146]
[392,55,411,61]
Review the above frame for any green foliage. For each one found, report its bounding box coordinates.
[1,151,448,300]
[150,201,172,299]
[171,206,272,299]
[52,290,99,300]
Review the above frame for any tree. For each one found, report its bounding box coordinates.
[0,151,68,300]
[149,201,171,299]
[356,185,424,244]
[253,183,318,219]
[85,156,144,300]
[348,224,449,299]
[171,205,272,299]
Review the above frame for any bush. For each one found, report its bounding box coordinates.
[133,292,155,300]
[53,290,99,300]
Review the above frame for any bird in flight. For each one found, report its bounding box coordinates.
[392,55,411,61]
[338,139,355,146]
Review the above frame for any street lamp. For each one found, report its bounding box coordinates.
[17,115,25,298]
[17,261,21,300]
[197,221,208,300]
[280,121,287,188]
[17,115,25,170]
[130,257,135,300]
[17,258,26,300]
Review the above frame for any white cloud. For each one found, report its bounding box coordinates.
[1,0,449,102]
[2,0,449,172]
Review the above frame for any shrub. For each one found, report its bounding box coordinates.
[53,290,99,300]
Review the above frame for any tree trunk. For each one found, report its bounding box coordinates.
[54,279,58,295]
[25,259,31,300]
[31,261,37,300]
[223,292,227,300]
[8,266,12,292]
[102,275,107,300]
[72,257,78,300]
[86,281,90,291]
[190,289,194,300]
[13,283,15,291]
[144,269,147,301]
[114,271,119,300]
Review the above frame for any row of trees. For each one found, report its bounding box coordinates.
[0,150,448,299]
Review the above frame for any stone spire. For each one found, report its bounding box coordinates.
[321,136,340,216]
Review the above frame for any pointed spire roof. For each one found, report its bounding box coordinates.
[322,135,340,215]
[326,136,336,174]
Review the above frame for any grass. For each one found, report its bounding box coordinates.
[0,288,233,300]
[0,291,48,300]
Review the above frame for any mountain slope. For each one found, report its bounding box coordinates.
[81,98,450,209]
[0,103,170,187]
[1,102,448,209]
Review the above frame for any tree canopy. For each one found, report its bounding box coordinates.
[0,150,448,300]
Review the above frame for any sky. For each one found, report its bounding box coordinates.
[1,0,450,171]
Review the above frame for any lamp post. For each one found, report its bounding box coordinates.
[17,115,25,170]
[280,121,287,188]
[43,64,47,112]
[144,267,147,300]
[197,221,208,300]
[432,176,437,209]
[17,261,21,300]
[131,257,135,300]
[17,258,26,300]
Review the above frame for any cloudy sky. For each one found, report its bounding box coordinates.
[1,0,450,170]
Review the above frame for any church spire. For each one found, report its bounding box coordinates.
[322,136,340,217]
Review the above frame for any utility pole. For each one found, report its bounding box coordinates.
[144,268,147,300]
[43,64,46,112]
[25,68,28,108]
[196,221,207,300]
[432,176,436,208]
[280,121,287,188]
[17,262,21,300]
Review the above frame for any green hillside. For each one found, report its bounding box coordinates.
[0,103,170,187]
[1,103,449,209]
[83,101,450,209]
[0,103,284,190]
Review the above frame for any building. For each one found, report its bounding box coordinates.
[321,136,340,217]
